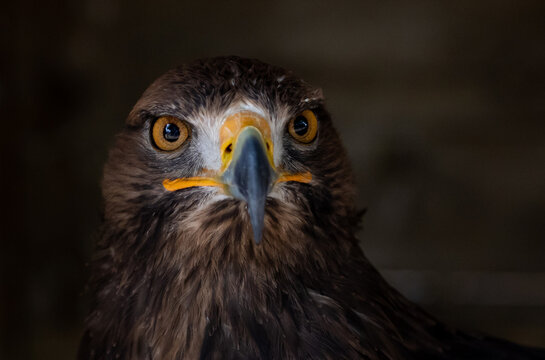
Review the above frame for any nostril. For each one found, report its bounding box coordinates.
[225,143,232,153]
[266,142,271,151]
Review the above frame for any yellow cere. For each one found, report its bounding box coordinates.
[219,111,274,170]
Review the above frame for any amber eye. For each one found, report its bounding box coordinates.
[288,110,318,143]
[152,116,190,151]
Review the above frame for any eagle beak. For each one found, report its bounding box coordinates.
[222,126,276,244]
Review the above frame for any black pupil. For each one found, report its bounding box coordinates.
[293,116,309,136]
[163,123,180,142]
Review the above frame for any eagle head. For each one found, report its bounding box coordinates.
[101,56,359,267]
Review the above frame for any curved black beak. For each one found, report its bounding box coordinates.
[221,127,277,244]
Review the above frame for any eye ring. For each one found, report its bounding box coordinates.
[288,110,318,144]
[151,116,190,151]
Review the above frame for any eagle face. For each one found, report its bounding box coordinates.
[102,57,357,268]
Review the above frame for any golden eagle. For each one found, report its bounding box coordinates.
[79,57,545,359]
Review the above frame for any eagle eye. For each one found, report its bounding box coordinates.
[288,110,318,143]
[152,116,190,151]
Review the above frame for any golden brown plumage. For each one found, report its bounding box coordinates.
[79,56,545,359]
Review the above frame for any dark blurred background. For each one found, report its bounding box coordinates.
[2,1,545,359]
